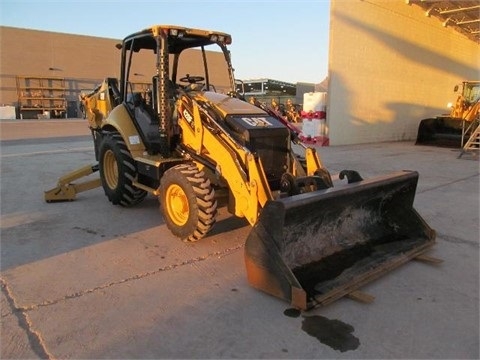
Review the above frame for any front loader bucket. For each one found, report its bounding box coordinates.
[415,117,463,148]
[244,170,435,310]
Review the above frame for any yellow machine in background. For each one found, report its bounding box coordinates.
[45,25,436,310]
[416,81,480,148]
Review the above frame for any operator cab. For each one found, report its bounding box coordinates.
[119,25,235,156]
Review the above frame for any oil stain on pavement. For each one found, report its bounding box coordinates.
[301,315,360,352]
[283,308,360,352]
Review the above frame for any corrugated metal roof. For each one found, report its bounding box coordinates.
[407,0,480,43]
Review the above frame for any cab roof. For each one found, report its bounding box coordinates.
[122,25,232,53]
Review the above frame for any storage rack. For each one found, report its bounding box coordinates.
[16,75,67,118]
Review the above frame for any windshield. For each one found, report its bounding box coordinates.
[174,45,232,94]
[463,82,480,104]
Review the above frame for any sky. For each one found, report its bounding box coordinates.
[0,0,331,84]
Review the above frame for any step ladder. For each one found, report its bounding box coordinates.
[458,120,480,158]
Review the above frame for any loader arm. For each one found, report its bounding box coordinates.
[178,96,275,225]
[462,99,480,122]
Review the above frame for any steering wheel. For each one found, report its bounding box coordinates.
[179,74,205,84]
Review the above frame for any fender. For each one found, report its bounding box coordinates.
[101,104,146,158]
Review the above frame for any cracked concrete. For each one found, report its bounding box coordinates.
[1,279,51,359]
[0,119,478,359]
[4,243,244,313]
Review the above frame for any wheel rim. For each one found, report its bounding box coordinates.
[103,149,118,189]
[165,184,189,226]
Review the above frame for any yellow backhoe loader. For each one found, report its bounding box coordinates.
[45,25,436,310]
[416,81,480,148]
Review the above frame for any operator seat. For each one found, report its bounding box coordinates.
[126,89,160,154]
[130,77,177,154]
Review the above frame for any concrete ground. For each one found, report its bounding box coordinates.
[0,118,478,359]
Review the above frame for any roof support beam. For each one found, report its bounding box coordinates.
[425,4,436,16]
[407,1,479,43]
[439,5,480,15]
[455,19,480,25]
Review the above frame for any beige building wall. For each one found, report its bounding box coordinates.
[327,0,480,145]
[0,26,229,118]
[0,27,121,108]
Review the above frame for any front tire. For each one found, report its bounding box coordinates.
[98,131,147,206]
[159,163,217,242]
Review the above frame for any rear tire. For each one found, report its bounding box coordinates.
[159,163,217,242]
[98,131,147,207]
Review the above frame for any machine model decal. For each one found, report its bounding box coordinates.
[241,117,273,127]
[182,108,194,125]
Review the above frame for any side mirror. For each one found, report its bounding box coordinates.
[234,79,246,100]
[453,85,459,92]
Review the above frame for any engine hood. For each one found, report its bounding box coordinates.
[201,91,267,117]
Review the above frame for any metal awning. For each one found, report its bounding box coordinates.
[406,0,480,43]
[240,79,296,96]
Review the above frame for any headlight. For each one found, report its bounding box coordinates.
[170,29,184,37]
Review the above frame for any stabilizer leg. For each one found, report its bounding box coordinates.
[44,164,100,202]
